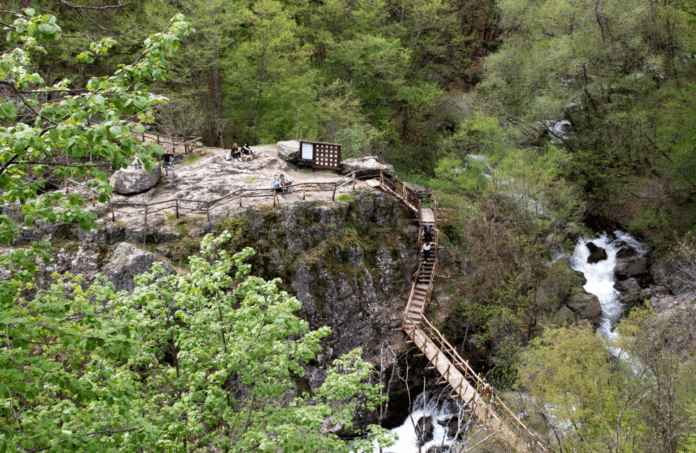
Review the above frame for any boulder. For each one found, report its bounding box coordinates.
[650,260,674,288]
[566,287,602,328]
[340,156,395,178]
[586,242,607,263]
[614,257,647,279]
[102,242,174,293]
[276,140,300,162]
[110,165,161,195]
[614,277,642,293]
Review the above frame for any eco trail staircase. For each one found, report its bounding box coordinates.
[368,171,547,453]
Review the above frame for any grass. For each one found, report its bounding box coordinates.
[181,149,211,166]
[245,176,257,182]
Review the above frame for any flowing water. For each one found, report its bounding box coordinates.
[368,392,462,453]
[570,231,646,339]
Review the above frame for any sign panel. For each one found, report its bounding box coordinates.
[301,142,314,160]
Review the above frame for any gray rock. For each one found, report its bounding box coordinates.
[614,257,647,278]
[110,165,161,195]
[340,156,395,178]
[9,227,45,246]
[70,246,100,288]
[649,260,674,288]
[347,245,364,267]
[614,277,642,293]
[154,225,180,243]
[102,242,174,293]
[566,287,602,328]
[276,140,300,162]
[78,220,107,243]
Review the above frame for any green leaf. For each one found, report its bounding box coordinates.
[0,102,17,122]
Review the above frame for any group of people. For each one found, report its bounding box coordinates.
[227,142,253,162]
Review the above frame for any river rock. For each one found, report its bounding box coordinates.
[276,140,300,162]
[102,242,174,293]
[615,241,639,259]
[565,287,602,328]
[340,156,395,177]
[614,277,642,293]
[586,242,607,263]
[110,165,161,195]
[415,416,434,445]
[614,257,647,279]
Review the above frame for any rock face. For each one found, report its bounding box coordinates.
[110,165,161,195]
[340,156,395,177]
[276,140,300,162]
[102,242,174,292]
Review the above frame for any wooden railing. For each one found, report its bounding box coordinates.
[108,172,363,226]
[368,172,548,452]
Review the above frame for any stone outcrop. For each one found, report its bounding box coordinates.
[340,156,395,177]
[276,140,300,162]
[102,242,174,292]
[110,165,161,195]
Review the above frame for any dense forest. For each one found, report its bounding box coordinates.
[2,0,696,451]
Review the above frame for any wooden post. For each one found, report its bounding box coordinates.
[273,190,277,207]
[239,190,242,207]
[402,182,406,198]
[92,191,96,207]
[380,168,383,185]
[332,183,337,201]
[302,184,306,200]
[175,199,179,218]
[64,178,69,194]
[352,172,356,190]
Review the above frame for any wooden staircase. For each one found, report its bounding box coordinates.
[368,171,547,453]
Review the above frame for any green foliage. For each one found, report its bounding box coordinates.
[1,232,392,451]
[430,155,489,196]
[442,113,507,160]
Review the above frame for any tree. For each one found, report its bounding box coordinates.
[1,232,393,451]
[0,7,193,270]
[481,0,696,199]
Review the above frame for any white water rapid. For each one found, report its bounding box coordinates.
[570,231,646,339]
[369,392,462,453]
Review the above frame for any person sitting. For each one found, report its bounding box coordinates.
[241,142,254,161]
[271,174,288,193]
[162,151,175,176]
[231,143,241,161]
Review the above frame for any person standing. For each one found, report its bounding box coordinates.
[162,151,175,176]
